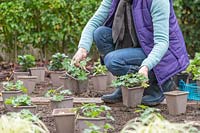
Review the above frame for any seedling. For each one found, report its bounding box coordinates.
[84,122,114,133]
[186,53,200,80]
[5,95,32,107]
[2,80,27,93]
[92,60,107,76]
[62,57,91,80]
[45,89,72,101]
[17,54,36,72]
[77,103,114,121]
[48,53,68,71]
[112,73,149,88]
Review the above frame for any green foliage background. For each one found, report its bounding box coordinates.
[174,0,200,57]
[0,0,199,61]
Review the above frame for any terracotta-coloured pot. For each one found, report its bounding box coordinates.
[50,71,65,87]
[164,91,189,115]
[1,90,23,110]
[30,67,46,82]
[13,105,37,114]
[13,71,30,81]
[76,116,106,133]
[122,86,144,108]
[17,76,38,94]
[107,72,116,86]
[52,108,76,133]
[90,74,108,91]
[60,75,88,94]
[50,97,73,110]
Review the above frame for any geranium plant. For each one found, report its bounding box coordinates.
[17,54,36,72]
[5,95,32,107]
[62,57,90,80]
[45,89,72,102]
[186,52,200,80]
[48,53,68,71]
[3,80,27,93]
[112,73,149,88]
[92,60,107,76]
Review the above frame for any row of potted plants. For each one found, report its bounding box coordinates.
[52,103,114,133]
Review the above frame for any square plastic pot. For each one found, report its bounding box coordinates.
[13,105,37,114]
[2,90,23,111]
[13,71,30,81]
[50,71,65,87]
[107,72,116,86]
[50,97,73,110]
[60,75,88,94]
[90,74,108,91]
[52,108,76,133]
[30,67,46,82]
[76,116,106,133]
[164,91,189,115]
[122,86,144,108]
[17,76,38,94]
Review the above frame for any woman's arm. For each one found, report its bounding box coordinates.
[78,0,112,52]
[140,0,170,71]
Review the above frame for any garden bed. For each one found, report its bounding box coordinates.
[0,64,200,132]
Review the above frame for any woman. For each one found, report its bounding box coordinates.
[72,0,189,105]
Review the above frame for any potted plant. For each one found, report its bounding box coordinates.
[112,73,149,107]
[45,89,73,110]
[52,108,76,133]
[75,103,114,133]
[14,54,36,80]
[5,95,37,114]
[164,90,189,115]
[17,76,38,94]
[1,80,27,110]
[48,53,67,87]
[60,57,90,94]
[90,60,108,91]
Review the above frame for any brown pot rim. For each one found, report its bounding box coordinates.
[17,76,38,79]
[164,91,189,96]
[52,108,76,116]
[122,86,144,90]
[2,90,22,94]
[50,97,73,102]
[89,74,107,78]
[14,105,37,108]
[30,67,45,70]
[77,116,106,121]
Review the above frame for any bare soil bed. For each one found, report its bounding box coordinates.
[0,64,200,132]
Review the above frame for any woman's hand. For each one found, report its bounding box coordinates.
[138,66,149,79]
[72,48,88,66]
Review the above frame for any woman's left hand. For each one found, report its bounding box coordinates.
[138,66,149,79]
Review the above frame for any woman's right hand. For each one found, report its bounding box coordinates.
[72,48,88,66]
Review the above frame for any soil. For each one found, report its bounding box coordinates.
[0,63,200,133]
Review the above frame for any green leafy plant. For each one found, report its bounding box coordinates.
[186,53,200,80]
[62,57,91,80]
[92,60,107,76]
[121,106,200,133]
[2,80,27,93]
[17,54,36,72]
[0,111,49,133]
[77,103,114,121]
[84,122,114,133]
[45,89,72,102]
[5,95,32,107]
[48,53,68,71]
[112,73,149,88]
